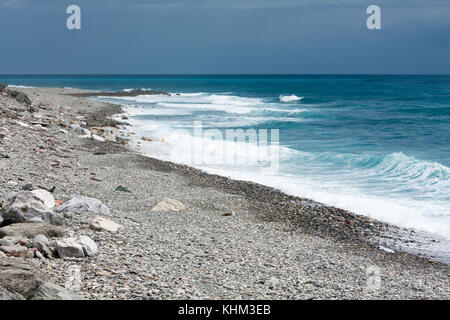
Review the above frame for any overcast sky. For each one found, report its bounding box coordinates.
[0,0,449,74]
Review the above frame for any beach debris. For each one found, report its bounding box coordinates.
[37,185,56,193]
[90,216,121,233]
[379,246,395,254]
[2,191,55,224]
[0,223,67,239]
[115,185,131,193]
[222,211,236,217]
[15,120,30,127]
[55,195,110,216]
[151,198,186,212]
[141,137,153,142]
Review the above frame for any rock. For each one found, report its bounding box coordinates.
[90,216,121,233]
[21,182,34,191]
[92,134,105,142]
[0,251,6,258]
[25,249,35,259]
[27,282,83,300]
[55,235,97,258]
[55,195,110,216]
[78,235,98,256]
[30,189,55,210]
[151,198,186,212]
[0,82,5,91]
[0,239,14,246]
[1,236,28,245]
[32,235,52,257]
[0,245,29,257]
[0,287,25,300]
[35,251,44,260]
[0,258,44,296]
[49,213,69,226]
[0,223,67,239]
[2,191,54,224]
[32,234,49,245]
[55,238,85,258]
[6,89,32,105]
[222,211,236,217]
[0,245,28,257]
[69,124,91,136]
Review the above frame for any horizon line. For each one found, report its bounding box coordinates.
[1,73,450,76]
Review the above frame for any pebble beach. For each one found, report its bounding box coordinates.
[0,86,449,300]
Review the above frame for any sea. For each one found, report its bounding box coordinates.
[1,75,449,242]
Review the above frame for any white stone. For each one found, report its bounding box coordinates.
[55,237,85,258]
[78,235,98,256]
[92,134,105,142]
[31,189,55,210]
[56,195,110,215]
[151,198,186,212]
[90,216,121,233]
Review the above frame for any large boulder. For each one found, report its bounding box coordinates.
[56,196,110,216]
[0,223,67,239]
[6,89,32,105]
[0,258,44,297]
[0,286,25,300]
[2,190,55,224]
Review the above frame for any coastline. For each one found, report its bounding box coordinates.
[1,86,449,299]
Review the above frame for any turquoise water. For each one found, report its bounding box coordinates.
[1,75,450,238]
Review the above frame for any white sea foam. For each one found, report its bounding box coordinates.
[279,94,303,102]
[104,92,450,241]
[7,84,35,88]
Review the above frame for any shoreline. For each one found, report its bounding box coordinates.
[90,89,450,265]
[1,86,449,299]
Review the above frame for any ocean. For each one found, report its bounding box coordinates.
[2,75,450,240]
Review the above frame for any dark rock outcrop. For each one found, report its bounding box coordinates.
[0,257,44,298]
[6,89,32,105]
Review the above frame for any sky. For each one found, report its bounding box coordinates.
[0,0,449,74]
